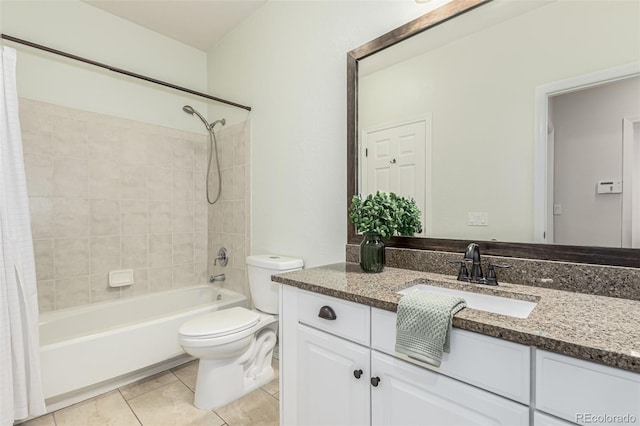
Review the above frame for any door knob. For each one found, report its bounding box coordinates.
[353,369,363,379]
[389,159,397,164]
[370,376,381,387]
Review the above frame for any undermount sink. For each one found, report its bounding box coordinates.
[398,284,537,319]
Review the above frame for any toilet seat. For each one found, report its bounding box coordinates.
[179,307,260,339]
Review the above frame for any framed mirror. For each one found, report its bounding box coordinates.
[347,0,640,267]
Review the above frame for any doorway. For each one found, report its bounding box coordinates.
[360,115,432,236]
[534,64,640,247]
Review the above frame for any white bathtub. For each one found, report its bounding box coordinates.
[39,285,246,406]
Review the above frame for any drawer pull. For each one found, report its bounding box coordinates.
[353,369,363,379]
[370,376,381,387]
[318,305,337,320]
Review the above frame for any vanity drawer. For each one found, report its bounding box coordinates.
[535,350,640,424]
[297,289,370,346]
[371,307,530,404]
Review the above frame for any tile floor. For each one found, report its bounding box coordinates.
[22,359,279,426]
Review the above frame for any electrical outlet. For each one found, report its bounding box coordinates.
[553,204,562,215]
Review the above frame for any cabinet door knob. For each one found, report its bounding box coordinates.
[370,376,381,387]
[318,305,337,320]
[353,369,363,379]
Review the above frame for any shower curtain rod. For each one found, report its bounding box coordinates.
[0,33,252,112]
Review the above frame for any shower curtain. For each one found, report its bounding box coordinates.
[0,46,46,425]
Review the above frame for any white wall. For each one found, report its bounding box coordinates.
[205,0,452,268]
[552,76,640,248]
[1,0,208,133]
[358,0,640,243]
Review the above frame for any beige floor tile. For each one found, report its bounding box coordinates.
[19,414,56,426]
[120,370,178,400]
[215,389,279,426]
[127,380,224,426]
[172,360,198,391]
[261,357,279,396]
[54,390,140,426]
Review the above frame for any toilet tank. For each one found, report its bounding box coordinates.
[246,255,303,314]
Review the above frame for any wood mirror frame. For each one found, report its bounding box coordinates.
[346,0,640,268]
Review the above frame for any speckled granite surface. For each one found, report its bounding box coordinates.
[346,245,640,301]
[273,262,640,374]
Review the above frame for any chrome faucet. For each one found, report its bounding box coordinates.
[209,273,225,283]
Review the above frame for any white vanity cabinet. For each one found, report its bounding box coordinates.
[371,350,529,425]
[280,285,529,426]
[297,324,370,425]
[535,350,640,425]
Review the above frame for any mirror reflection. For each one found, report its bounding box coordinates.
[357,0,640,248]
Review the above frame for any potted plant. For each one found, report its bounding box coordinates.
[349,191,423,272]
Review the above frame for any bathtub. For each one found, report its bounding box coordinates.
[39,285,246,407]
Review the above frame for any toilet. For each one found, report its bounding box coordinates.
[178,254,303,410]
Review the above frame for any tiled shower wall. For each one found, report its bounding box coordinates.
[207,121,251,303]
[20,99,210,312]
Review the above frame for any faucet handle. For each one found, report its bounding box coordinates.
[448,260,470,282]
[214,247,229,266]
[485,263,511,286]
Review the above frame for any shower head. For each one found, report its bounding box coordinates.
[183,105,210,129]
[182,105,226,130]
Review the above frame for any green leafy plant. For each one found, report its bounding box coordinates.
[349,191,423,239]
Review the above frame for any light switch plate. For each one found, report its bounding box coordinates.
[467,212,489,226]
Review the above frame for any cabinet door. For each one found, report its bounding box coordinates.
[371,351,529,426]
[297,324,370,426]
[536,349,640,424]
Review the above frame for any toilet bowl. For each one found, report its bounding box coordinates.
[178,254,303,410]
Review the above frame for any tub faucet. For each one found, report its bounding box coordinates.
[463,243,484,283]
[209,273,225,283]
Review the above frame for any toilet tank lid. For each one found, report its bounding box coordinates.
[246,254,303,270]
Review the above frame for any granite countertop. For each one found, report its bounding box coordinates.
[272,262,640,374]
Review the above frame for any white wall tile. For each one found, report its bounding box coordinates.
[121,200,148,235]
[55,275,91,309]
[121,235,148,269]
[120,165,147,200]
[53,197,89,238]
[90,236,121,274]
[33,238,55,281]
[148,167,173,201]
[148,201,172,233]
[148,234,172,267]
[53,157,88,198]
[24,153,53,197]
[172,138,194,170]
[91,274,121,303]
[55,238,90,278]
[22,100,210,311]
[29,197,54,239]
[90,199,120,236]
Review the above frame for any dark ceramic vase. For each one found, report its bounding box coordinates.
[360,232,385,273]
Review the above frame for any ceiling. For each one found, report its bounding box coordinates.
[83,0,267,51]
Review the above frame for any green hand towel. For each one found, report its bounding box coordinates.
[395,291,467,367]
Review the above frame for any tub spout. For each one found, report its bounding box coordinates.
[209,273,225,283]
